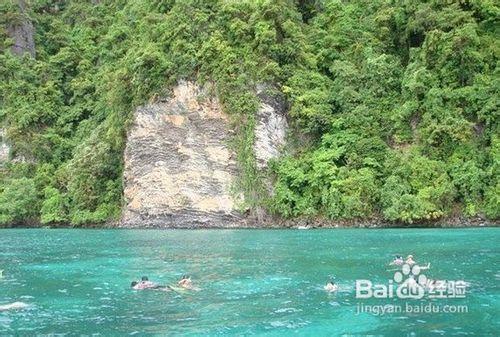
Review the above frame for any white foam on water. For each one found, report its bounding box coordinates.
[274,307,301,313]
[19,295,34,299]
[0,302,30,311]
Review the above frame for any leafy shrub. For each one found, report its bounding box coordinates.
[0,178,39,226]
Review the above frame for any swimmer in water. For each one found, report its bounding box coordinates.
[178,275,192,289]
[177,275,200,291]
[405,255,430,270]
[390,255,404,266]
[0,302,29,311]
[324,281,338,292]
[405,255,416,266]
[131,276,170,291]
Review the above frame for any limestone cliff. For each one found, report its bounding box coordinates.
[121,81,287,228]
[0,129,9,165]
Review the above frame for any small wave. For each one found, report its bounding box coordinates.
[270,320,309,329]
[274,307,301,313]
[270,320,287,328]
[19,295,34,299]
[175,317,197,322]
[429,329,446,335]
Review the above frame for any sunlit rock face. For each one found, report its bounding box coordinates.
[0,129,9,165]
[122,81,245,227]
[122,81,287,228]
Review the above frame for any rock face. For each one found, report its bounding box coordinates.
[254,85,288,169]
[122,81,287,228]
[0,129,9,165]
[122,81,244,227]
[7,0,36,58]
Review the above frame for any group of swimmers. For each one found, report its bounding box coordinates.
[132,274,343,294]
[323,254,431,293]
[1,255,434,311]
[0,274,198,312]
[390,254,438,289]
[390,254,416,266]
[390,254,430,270]
[131,275,199,292]
[131,274,343,294]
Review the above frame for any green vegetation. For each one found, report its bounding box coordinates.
[0,0,498,226]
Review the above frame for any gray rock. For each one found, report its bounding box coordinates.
[254,84,288,169]
[121,81,288,228]
[0,129,10,165]
[121,81,246,228]
[7,0,36,58]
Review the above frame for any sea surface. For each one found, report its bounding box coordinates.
[0,228,498,336]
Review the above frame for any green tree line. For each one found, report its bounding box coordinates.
[0,0,498,226]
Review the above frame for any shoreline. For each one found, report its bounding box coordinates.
[2,216,498,229]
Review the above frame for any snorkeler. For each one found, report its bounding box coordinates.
[405,255,416,265]
[324,281,338,292]
[177,275,200,291]
[131,276,170,291]
[178,275,193,289]
[404,255,431,269]
[389,255,404,266]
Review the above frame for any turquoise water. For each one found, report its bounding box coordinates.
[0,228,498,336]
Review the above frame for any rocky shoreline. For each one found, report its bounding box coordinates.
[119,216,498,229]
[3,219,499,229]
[68,214,500,229]
[2,213,498,229]
[268,215,498,229]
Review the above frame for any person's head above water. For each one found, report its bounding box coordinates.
[141,276,149,281]
[131,281,138,288]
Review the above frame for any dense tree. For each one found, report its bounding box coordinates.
[0,0,498,226]
[0,177,38,225]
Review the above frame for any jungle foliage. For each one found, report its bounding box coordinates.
[0,0,498,226]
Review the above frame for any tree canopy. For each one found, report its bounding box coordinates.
[0,0,498,226]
